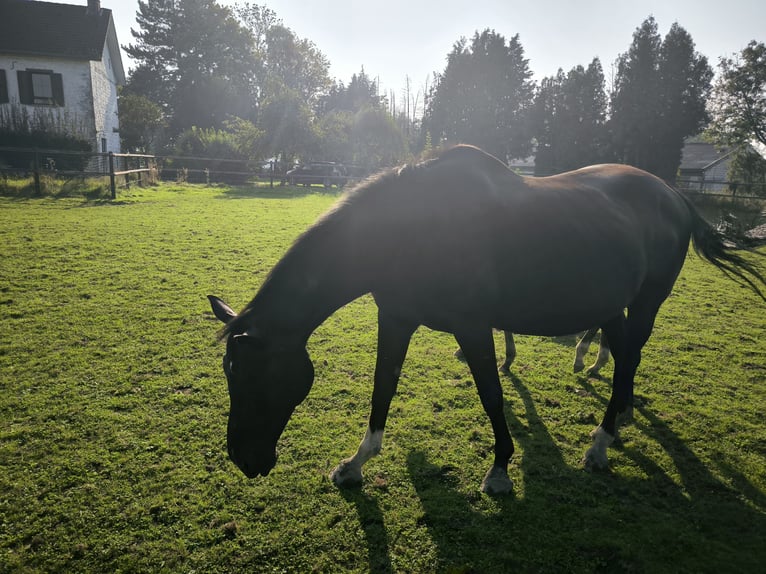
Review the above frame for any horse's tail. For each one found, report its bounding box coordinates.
[679,192,766,301]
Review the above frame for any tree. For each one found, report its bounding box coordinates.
[609,17,712,182]
[321,68,382,114]
[258,86,316,166]
[350,107,408,167]
[424,29,535,161]
[708,41,766,147]
[315,110,354,162]
[124,0,256,136]
[531,59,608,175]
[117,92,166,152]
[609,17,663,173]
[259,24,332,110]
[655,23,713,181]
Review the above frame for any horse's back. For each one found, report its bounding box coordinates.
[350,150,693,335]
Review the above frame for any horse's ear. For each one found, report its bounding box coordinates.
[208,295,236,324]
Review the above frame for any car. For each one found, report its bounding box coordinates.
[286,161,347,187]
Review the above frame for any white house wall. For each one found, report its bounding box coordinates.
[0,55,95,140]
[91,40,121,153]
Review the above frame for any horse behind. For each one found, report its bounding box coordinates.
[455,326,610,375]
[208,144,764,494]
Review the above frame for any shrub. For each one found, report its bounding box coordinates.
[172,119,262,184]
[0,104,93,171]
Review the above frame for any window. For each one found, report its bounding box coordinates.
[101,138,107,153]
[0,70,8,104]
[17,70,64,106]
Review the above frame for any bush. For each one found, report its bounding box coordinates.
[172,119,262,184]
[0,104,94,171]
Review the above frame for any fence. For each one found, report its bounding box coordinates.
[0,146,155,199]
[3,146,765,200]
[0,146,374,197]
[676,178,766,199]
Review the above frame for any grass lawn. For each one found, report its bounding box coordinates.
[1,183,765,573]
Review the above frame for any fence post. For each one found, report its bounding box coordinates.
[33,148,41,196]
[269,160,274,188]
[109,152,116,199]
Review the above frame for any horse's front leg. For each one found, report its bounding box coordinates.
[330,311,416,487]
[455,329,514,494]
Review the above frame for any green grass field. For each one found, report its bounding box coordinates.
[1,184,765,573]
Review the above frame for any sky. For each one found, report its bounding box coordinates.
[57,0,766,103]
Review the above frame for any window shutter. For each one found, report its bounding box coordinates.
[0,70,8,104]
[51,73,64,106]
[17,71,32,104]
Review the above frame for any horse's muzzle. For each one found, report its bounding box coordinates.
[231,451,277,479]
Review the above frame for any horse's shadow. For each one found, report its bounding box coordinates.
[343,372,766,572]
[335,488,393,573]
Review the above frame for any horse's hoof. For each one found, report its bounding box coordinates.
[582,448,609,472]
[500,363,511,374]
[454,349,466,362]
[573,362,585,373]
[329,460,363,487]
[481,466,513,495]
[586,366,601,376]
[582,427,614,472]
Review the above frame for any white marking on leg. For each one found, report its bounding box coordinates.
[582,426,614,471]
[354,427,384,462]
[329,427,384,486]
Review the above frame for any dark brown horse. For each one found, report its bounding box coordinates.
[208,145,764,494]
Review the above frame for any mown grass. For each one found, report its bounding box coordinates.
[1,183,764,573]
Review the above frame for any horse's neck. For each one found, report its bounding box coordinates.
[248,222,368,342]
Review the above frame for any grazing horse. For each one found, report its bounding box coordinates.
[208,144,764,494]
[454,326,610,374]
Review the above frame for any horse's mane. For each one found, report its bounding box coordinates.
[219,145,498,339]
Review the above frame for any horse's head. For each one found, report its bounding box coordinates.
[208,296,314,478]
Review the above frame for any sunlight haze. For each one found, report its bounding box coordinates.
[54,0,766,102]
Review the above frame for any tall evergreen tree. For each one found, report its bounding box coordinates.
[532,59,608,175]
[424,29,535,161]
[656,23,713,181]
[609,17,712,182]
[124,0,256,135]
[609,17,663,173]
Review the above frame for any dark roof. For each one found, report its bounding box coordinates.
[679,141,734,171]
[0,0,113,61]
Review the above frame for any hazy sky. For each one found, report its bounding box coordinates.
[62,1,766,100]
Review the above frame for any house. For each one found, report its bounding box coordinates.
[677,141,735,192]
[0,0,125,153]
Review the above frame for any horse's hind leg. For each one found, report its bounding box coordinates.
[584,298,663,471]
[455,328,514,494]
[500,331,517,373]
[588,330,611,376]
[573,327,600,372]
[582,314,625,470]
[330,311,416,487]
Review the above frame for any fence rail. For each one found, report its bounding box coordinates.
[0,146,377,197]
[3,146,766,200]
